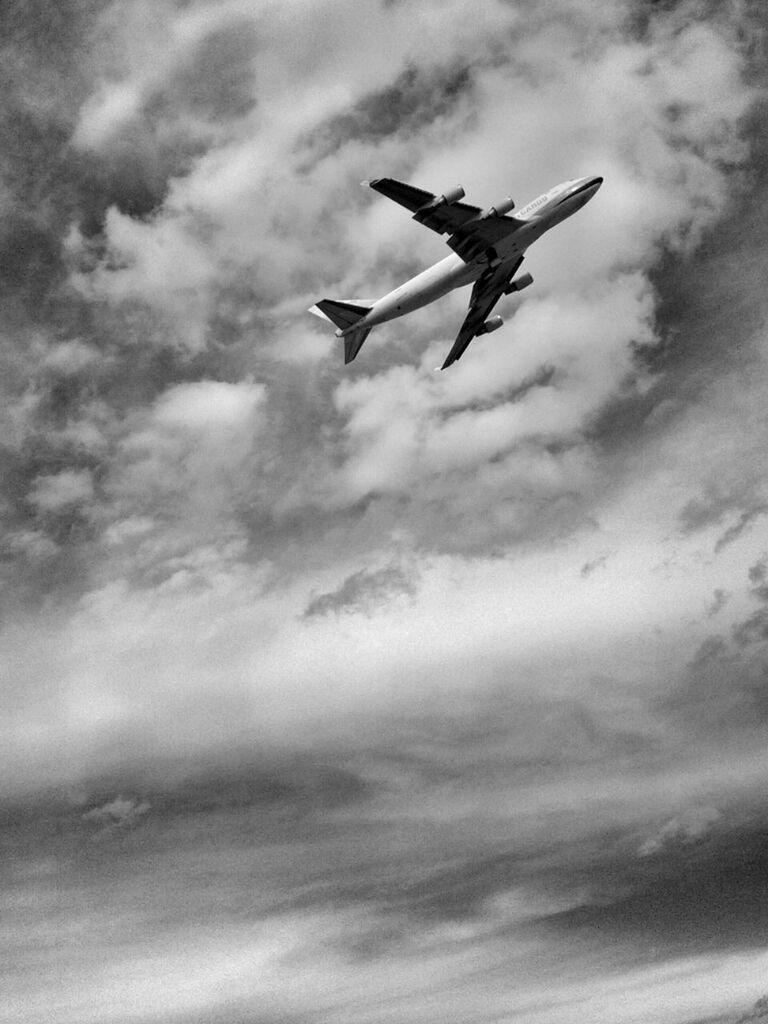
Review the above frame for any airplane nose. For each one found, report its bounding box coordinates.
[593,176,603,188]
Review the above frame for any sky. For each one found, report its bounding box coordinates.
[3,0,768,1021]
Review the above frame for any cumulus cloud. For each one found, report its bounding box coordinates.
[106,378,266,559]
[28,468,94,513]
[4,3,768,1021]
[0,0,763,805]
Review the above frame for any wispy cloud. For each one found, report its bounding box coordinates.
[303,563,417,618]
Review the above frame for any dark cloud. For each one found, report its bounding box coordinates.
[303,564,417,618]
[148,20,258,123]
[662,597,768,734]
[147,761,373,817]
[0,0,108,64]
[737,996,768,1024]
[297,62,473,165]
[536,817,768,961]
[70,21,259,226]
[581,553,609,578]
[589,20,768,475]
[674,483,768,553]
[0,7,272,614]
[733,608,768,648]
[715,505,768,553]
[708,588,729,617]
[749,556,767,585]
[679,488,762,537]
[0,759,373,865]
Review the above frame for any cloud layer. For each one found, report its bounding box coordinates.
[3,1,768,1022]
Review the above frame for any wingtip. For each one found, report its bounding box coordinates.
[307,304,329,322]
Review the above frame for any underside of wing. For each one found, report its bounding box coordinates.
[365,177,481,233]
[365,177,527,265]
[441,258,524,369]
[446,217,525,263]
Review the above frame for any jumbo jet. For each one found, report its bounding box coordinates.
[309,174,602,369]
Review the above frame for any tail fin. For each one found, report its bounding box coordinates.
[308,299,373,364]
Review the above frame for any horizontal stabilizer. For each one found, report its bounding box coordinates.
[312,299,372,331]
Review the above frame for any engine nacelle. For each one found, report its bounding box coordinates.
[504,272,533,295]
[478,315,503,335]
[413,185,465,229]
[439,185,465,206]
[479,196,515,219]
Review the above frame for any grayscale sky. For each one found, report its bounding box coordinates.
[3,1,768,1022]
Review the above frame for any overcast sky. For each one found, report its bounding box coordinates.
[3,1,768,1022]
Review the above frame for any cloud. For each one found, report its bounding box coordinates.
[72,0,257,151]
[737,996,768,1024]
[732,608,768,648]
[680,489,768,554]
[28,468,94,512]
[708,588,729,617]
[580,553,610,578]
[108,378,266,547]
[637,805,721,857]
[3,4,768,1021]
[82,794,150,831]
[0,0,763,817]
[303,564,417,618]
[748,557,767,585]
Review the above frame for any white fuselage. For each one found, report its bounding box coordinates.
[342,175,602,336]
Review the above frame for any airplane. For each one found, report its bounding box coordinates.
[309,174,602,369]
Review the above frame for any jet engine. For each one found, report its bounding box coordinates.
[478,315,504,335]
[413,186,466,228]
[437,186,466,206]
[479,197,515,219]
[415,186,465,215]
[504,272,533,295]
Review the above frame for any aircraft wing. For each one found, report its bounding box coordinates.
[441,257,524,369]
[366,177,481,231]
[365,178,525,259]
